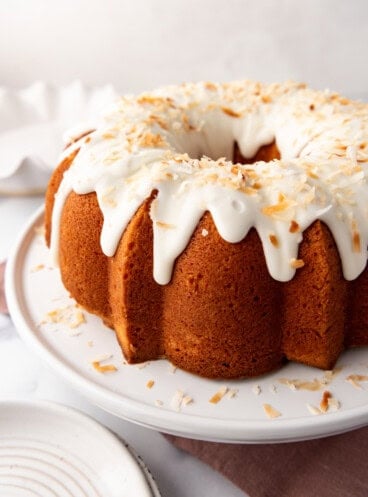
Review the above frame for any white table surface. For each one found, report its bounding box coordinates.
[0,195,246,497]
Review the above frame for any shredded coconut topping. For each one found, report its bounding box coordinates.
[279,369,341,391]
[346,374,368,389]
[171,390,185,411]
[209,386,228,404]
[263,403,281,418]
[51,80,368,284]
[43,305,86,331]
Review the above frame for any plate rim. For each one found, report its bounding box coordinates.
[0,397,161,497]
[6,205,368,443]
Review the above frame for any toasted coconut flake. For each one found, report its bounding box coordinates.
[289,220,300,233]
[320,390,332,413]
[87,340,94,348]
[102,132,116,140]
[328,396,341,411]
[307,170,319,179]
[204,82,217,91]
[146,380,155,389]
[31,264,45,272]
[156,221,176,229]
[352,231,361,252]
[323,367,342,382]
[252,384,261,396]
[209,386,228,404]
[171,390,185,411]
[263,403,281,418]
[168,363,177,374]
[269,234,279,247]
[280,369,341,392]
[261,94,272,104]
[44,305,86,330]
[306,403,322,415]
[269,384,277,394]
[227,388,238,399]
[221,106,241,118]
[139,132,166,148]
[348,374,368,382]
[262,195,297,219]
[137,95,172,107]
[92,361,118,373]
[231,165,241,175]
[182,395,193,406]
[69,310,86,329]
[290,258,305,269]
[45,309,61,324]
[147,114,169,130]
[346,374,368,389]
[181,113,197,131]
[279,377,322,391]
[170,390,194,411]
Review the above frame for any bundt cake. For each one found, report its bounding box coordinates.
[45,80,368,379]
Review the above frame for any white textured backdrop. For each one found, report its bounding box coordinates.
[0,0,367,95]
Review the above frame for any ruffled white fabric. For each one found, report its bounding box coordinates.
[0,81,118,195]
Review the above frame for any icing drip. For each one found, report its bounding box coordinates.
[50,81,368,285]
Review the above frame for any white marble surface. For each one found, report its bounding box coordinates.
[0,195,245,497]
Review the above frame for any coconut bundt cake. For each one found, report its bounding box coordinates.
[45,80,368,379]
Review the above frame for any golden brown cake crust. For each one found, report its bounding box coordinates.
[163,218,283,378]
[109,193,165,363]
[281,220,348,370]
[59,191,112,326]
[45,140,368,379]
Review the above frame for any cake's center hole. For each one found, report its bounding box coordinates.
[233,141,280,165]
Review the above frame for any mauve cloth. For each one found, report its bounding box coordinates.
[165,427,368,497]
[0,262,7,314]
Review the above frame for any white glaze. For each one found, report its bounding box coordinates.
[50,81,368,284]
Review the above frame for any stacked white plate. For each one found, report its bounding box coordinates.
[0,400,160,497]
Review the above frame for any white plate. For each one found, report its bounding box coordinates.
[6,207,368,443]
[0,399,160,497]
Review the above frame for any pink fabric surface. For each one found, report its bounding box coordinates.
[0,261,7,314]
[165,427,368,497]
